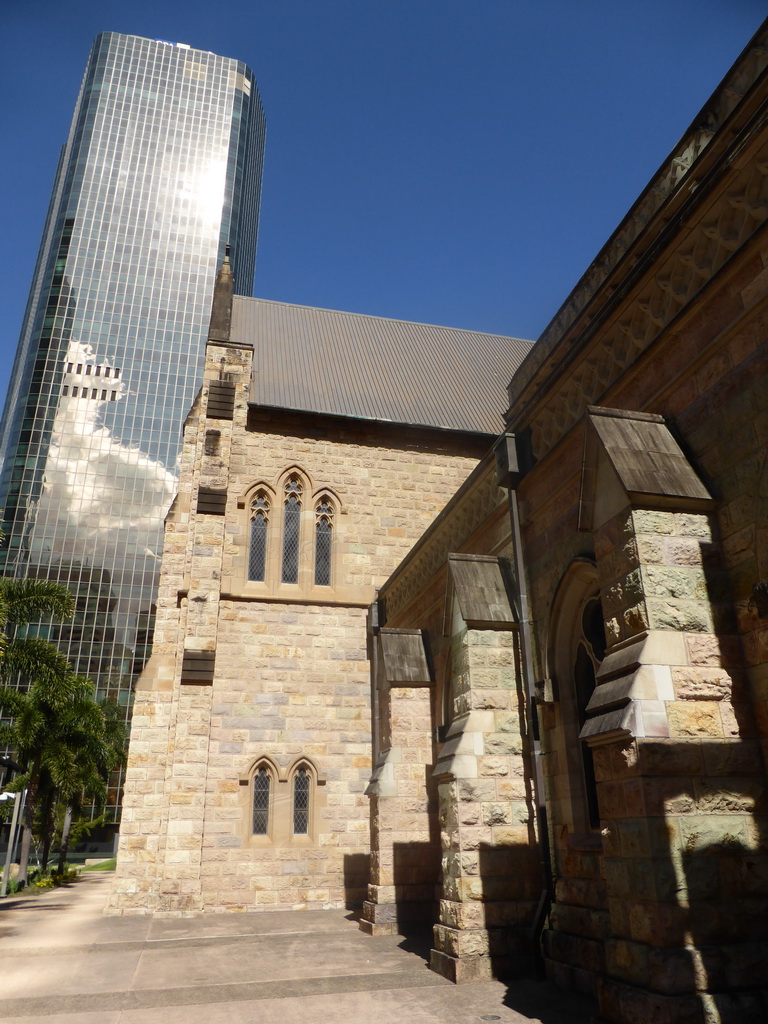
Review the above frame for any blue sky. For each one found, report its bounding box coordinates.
[0,1,764,404]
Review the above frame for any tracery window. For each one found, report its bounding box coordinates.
[314,496,334,586]
[248,492,270,582]
[293,766,310,835]
[242,473,341,591]
[252,766,271,835]
[281,476,302,584]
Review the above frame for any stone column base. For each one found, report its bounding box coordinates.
[430,947,524,983]
[105,888,206,916]
[431,947,496,983]
[359,900,399,935]
[154,893,205,915]
[359,884,436,936]
[104,898,156,917]
[598,976,768,1024]
[431,923,530,983]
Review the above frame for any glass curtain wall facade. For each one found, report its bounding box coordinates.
[0,32,265,820]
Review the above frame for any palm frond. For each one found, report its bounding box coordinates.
[0,638,73,695]
[0,579,74,626]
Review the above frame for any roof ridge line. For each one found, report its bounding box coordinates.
[235,294,532,344]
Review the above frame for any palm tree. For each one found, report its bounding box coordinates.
[0,575,75,882]
[0,664,76,882]
[51,688,126,872]
[13,682,126,873]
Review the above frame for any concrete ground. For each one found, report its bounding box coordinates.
[0,873,596,1023]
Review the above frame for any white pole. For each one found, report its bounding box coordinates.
[1,791,23,898]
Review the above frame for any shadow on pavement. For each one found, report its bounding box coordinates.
[502,978,596,1024]
[0,899,70,912]
[396,928,433,966]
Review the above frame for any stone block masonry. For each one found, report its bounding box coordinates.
[431,627,541,983]
[108,330,484,915]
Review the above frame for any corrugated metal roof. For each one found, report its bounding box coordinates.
[232,296,533,434]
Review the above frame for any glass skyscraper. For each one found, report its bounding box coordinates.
[0,32,265,819]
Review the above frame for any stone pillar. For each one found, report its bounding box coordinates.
[361,628,438,935]
[360,687,438,934]
[564,406,768,1021]
[587,506,768,1024]
[430,623,541,982]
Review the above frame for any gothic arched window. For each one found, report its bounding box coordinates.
[314,496,334,586]
[248,492,270,582]
[573,594,606,829]
[293,766,311,835]
[550,561,607,833]
[281,476,302,584]
[252,765,272,836]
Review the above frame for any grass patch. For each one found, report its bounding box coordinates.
[81,858,116,871]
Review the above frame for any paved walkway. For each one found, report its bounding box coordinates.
[0,874,596,1023]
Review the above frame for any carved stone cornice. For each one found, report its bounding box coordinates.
[507,27,768,421]
[504,32,768,472]
[518,135,768,460]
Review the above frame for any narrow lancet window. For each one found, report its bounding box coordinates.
[314,497,333,586]
[575,596,606,829]
[281,476,302,583]
[248,493,270,581]
[252,767,271,835]
[293,767,310,834]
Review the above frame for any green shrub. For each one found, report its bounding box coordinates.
[51,867,78,885]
